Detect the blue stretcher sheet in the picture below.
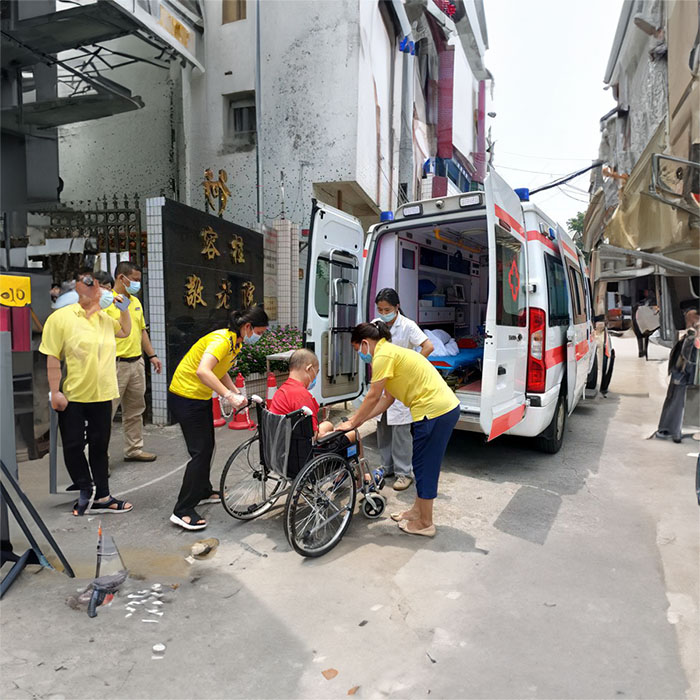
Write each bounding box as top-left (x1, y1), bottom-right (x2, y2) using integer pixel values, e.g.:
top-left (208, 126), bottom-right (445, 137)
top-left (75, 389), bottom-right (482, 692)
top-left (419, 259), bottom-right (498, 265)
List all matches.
top-left (429, 347), bottom-right (484, 373)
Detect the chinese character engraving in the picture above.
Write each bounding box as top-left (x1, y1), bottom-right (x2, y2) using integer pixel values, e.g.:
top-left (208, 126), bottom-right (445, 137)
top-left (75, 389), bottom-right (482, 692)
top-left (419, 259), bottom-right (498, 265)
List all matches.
top-left (200, 227), bottom-right (220, 260)
top-left (215, 279), bottom-right (232, 310)
top-left (241, 281), bottom-right (255, 309)
top-left (230, 235), bottom-right (245, 264)
top-left (203, 168), bottom-right (231, 217)
top-left (184, 275), bottom-right (207, 308)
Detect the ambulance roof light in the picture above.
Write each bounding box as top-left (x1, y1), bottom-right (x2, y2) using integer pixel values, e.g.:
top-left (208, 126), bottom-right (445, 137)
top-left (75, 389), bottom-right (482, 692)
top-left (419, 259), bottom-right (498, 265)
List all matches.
top-left (380, 211), bottom-right (394, 222)
top-left (514, 187), bottom-right (530, 202)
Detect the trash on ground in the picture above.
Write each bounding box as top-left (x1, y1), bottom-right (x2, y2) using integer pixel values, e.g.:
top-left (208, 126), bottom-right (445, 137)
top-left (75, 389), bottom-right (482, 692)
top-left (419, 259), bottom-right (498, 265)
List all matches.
top-left (347, 686), bottom-right (360, 695)
top-left (191, 538), bottom-right (219, 559)
top-left (322, 668), bottom-right (339, 680)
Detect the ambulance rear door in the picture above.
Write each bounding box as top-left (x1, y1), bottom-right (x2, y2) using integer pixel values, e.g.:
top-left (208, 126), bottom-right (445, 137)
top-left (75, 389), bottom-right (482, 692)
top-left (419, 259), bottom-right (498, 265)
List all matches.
top-left (481, 170), bottom-right (529, 440)
top-left (303, 200), bottom-right (365, 405)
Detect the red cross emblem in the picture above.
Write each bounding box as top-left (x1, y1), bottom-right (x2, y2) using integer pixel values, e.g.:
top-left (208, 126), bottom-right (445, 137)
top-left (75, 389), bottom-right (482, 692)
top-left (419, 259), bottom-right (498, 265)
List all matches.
top-left (508, 259), bottom-right (520, 301)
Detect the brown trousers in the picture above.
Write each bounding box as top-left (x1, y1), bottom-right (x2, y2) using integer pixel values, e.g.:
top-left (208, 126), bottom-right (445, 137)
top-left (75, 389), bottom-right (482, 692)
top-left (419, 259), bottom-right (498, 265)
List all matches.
top-left (112, 358), bottom-right (146, 457)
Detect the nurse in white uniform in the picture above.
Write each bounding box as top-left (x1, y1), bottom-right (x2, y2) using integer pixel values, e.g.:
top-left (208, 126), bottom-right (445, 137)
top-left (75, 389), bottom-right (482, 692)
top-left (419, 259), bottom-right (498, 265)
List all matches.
top-left (373, 288), bottom-right (434, 491)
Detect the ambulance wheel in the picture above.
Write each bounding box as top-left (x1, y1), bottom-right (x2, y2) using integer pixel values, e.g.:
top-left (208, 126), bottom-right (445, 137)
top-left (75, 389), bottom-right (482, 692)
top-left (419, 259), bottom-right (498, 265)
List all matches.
top-left (361, 493), bottom-right (386, 519)
top-left (586, 352), bottom-right (598, 390)
top-left (535, 393), bottom-right (566, 454)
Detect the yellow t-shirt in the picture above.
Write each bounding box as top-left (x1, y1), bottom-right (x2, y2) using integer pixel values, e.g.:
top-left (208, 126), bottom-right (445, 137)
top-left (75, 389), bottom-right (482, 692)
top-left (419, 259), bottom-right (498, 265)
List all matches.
top-left (371, 338), bottom-right (459, 422)
top-left (104, 294), bottom-right (146, 358)
top-left (39, 303), bottom-right (121, 403)
top-left (169, 329), bottom-right (240, 401)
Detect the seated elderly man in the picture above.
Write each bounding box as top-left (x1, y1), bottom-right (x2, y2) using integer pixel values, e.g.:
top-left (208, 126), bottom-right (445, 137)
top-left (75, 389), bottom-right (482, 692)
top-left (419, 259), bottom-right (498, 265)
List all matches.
top-left (268, 348), bottom-right (358, 475)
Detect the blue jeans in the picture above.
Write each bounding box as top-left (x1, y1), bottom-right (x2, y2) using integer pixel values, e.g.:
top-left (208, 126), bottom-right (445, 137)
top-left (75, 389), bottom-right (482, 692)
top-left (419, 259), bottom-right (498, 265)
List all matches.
top-left (411, 406), bottom-right (460, 499)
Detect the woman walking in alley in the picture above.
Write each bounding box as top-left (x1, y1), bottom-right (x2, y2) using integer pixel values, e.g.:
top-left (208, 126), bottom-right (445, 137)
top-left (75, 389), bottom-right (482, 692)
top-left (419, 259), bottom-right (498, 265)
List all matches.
top-left (337, 321), bottom-right (459, 537)
top-left (372, 288), bottom-right (434, 491)
top-left (168, 306), bottom-right (269, 530)
top-left (40, 269), bottom-right (134, 515)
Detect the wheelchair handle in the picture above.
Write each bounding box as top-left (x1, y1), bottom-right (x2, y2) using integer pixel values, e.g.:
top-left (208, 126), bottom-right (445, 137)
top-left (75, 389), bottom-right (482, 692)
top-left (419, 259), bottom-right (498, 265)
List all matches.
top-left (233, 394), bottom-right (265, 416)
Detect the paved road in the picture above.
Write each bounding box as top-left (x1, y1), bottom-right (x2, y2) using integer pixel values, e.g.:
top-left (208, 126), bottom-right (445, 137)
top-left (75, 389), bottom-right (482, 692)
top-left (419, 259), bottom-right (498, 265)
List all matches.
top-left (1, 337), bottom-right (697, 699)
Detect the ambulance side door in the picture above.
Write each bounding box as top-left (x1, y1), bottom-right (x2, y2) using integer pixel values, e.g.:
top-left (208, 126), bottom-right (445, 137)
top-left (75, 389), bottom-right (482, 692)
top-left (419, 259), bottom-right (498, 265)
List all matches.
top-left (481, 170), bottom-right (529, 440)
top-left (303, 200), bottom-right (365, 405)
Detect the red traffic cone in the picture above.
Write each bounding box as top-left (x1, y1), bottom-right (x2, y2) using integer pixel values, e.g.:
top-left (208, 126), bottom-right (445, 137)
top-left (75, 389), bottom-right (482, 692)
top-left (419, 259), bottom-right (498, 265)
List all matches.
top-left (212, 392), bottom-right (226, 427)
top-left (228, 373), bottom-right (256, 430)
top-left (266, 371), bottom-right (277, 402)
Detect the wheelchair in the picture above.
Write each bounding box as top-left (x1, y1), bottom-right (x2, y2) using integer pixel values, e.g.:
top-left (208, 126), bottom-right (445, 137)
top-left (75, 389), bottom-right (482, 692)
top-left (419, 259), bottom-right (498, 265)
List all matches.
top-left (219, 396), bottom-right (387, 557)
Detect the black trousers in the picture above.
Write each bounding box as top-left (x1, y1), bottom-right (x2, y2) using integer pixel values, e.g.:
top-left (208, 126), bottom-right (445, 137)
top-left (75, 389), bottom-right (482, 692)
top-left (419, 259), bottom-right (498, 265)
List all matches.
top-left (169, 392), bottom-right (215, 517)
top-left (58, 400), bottom-right (112, 499)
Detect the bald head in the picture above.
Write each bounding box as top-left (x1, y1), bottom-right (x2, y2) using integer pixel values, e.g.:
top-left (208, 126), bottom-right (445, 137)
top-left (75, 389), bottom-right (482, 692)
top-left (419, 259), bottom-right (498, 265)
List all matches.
top-left (289, 348), bottom-right (318, 372)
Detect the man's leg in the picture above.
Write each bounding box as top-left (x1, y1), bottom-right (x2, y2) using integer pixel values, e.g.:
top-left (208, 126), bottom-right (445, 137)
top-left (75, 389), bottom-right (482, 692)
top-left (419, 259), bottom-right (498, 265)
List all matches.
top-left (122, 359), bottom-right (153, 460)
top-left (391, 423), bottom-right (413, 478)
top-left (58, 402), bottom-right (92, 493)
top-left (375, 412), bottom-right (394, 476)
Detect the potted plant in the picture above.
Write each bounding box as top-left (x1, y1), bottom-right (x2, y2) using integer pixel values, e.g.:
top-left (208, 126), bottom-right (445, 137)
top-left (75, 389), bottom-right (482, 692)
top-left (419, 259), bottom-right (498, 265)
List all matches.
top-left (232, 325), bottom-right (303, 397)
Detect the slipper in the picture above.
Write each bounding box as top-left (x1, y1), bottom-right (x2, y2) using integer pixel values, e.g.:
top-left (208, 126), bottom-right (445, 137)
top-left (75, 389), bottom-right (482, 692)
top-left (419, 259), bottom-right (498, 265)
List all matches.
top-left (198, 491), bottom-right (223, 505)
top-left (72, 500), bottom-right (90, 517)
top-left (170, 513), bottom-right (207, 531)
top-left (397, 520), bottom-right (436, 537)
top-left (90, 497), bottom-right (133, 514)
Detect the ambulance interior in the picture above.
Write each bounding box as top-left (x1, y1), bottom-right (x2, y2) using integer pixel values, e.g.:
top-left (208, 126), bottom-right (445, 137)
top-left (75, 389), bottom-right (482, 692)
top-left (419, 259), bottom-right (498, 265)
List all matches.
top-left (369, 218), bottom-right (489, 405)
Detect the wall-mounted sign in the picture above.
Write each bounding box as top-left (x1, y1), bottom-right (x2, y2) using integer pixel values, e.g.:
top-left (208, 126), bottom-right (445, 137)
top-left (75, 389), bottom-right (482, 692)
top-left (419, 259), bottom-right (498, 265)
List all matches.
top-left (0, 275), bottom-right (31, 307)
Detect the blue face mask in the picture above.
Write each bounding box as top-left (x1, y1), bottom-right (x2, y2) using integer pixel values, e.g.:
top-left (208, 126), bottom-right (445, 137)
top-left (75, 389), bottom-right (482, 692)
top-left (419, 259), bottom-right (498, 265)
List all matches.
top-left (358, 342), bottom-right (372, 364)
top-left (125, 278), bottom-right (141, 295)
top-left (99, 289), bottom-right (114, 309)
top-left (244, 331), bottom-right (261, 345)
top-left (378, 310), bottom-right (397, 323)
top-left (308, 375), bottom-right (317, 390)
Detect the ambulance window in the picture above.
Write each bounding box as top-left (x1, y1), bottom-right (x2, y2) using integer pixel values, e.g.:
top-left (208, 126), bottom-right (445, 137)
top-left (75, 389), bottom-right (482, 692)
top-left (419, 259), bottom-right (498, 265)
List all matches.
top-left (315, 258), bottom-right (330, 317)
top-left (568, 265), bottom-right (586, 324)
top-left (495, 227), bottom-right (526, 327)
top-left (544, 255), bottom-right (569, 326)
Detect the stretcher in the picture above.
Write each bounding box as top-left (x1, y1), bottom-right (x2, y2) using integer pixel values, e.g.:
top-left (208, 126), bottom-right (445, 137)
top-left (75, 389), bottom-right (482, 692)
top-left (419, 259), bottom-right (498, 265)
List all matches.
top-left (428, 347), bottom-right (484, 374)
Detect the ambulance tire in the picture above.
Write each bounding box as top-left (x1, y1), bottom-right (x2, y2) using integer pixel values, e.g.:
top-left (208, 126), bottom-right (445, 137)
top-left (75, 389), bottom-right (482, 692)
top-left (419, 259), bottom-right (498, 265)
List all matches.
top-left (586, 353), bottom-right (598, 390)
top-left (535, 393), bottom-right (566, 454)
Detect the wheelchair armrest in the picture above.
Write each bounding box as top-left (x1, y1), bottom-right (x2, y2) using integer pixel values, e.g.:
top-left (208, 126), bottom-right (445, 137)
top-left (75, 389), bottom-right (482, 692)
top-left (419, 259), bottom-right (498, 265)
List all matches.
top-left (315, 430), bottom-right (347, 445)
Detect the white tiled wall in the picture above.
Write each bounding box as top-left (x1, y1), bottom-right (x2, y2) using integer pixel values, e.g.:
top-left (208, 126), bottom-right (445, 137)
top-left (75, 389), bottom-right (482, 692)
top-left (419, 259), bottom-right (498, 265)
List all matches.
top-left (146, 197), bottom-right (168, 425)
top-left (273, 217), bottom-right (300, 326)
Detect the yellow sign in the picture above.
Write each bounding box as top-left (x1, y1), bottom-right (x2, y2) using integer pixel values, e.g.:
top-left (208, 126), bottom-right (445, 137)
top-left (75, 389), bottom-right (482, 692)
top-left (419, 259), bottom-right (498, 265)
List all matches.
top-left (0, 275), bottom-right (31, 307)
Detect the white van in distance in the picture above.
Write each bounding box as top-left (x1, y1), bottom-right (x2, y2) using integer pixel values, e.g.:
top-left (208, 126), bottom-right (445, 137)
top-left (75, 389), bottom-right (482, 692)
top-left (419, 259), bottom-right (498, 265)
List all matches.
top-left (302, 169), bottom-right (597, 453)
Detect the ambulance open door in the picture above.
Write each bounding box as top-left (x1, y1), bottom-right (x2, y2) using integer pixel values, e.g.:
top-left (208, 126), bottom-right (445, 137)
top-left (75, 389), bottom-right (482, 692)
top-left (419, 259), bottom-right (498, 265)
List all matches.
top-left (481, 170), bottom-right (529, 440)
top-left (302, 200), bottom-right (365, 405)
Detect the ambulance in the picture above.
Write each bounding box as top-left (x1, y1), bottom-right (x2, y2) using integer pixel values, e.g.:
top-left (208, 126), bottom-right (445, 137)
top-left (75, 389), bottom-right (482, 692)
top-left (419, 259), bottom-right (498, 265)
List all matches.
top-left (302, 169), bottom-right (597, 453)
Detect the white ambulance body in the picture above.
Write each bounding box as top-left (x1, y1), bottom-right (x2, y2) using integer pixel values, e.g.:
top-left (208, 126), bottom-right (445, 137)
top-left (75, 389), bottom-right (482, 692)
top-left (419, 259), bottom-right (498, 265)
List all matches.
top-left (302, 168), bottom-right (596, 453)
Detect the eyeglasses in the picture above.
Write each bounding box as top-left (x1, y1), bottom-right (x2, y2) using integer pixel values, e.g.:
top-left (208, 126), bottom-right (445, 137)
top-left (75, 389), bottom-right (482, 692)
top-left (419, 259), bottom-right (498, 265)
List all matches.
top-left (78, 275), bottom-right (95, 287)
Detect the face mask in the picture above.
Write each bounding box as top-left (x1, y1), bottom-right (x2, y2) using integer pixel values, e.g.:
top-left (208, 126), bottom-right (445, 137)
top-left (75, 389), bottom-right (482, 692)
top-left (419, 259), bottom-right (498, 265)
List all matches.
top-left (244, 331), bottom-right (261, 345)
top-left (124, 278), bottom-right (141, 295)
top-left (307, 366), bottom-right (317, 390)
top-left (378, 311), bottom-right (396, 323)
top-left (358, 341), bottom-right (372, 364)
top-left (99, 289), bottom-right (114, 309)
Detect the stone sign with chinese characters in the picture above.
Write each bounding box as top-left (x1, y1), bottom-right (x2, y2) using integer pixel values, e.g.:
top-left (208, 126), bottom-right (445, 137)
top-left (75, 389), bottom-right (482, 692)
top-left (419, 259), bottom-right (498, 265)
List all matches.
top-left (157, 199), bottom-right (263, 381)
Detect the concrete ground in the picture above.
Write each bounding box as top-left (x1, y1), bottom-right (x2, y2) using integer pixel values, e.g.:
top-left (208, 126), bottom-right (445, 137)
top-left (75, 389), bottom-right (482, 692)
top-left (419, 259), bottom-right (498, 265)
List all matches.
top-left (1, 336), bottom-right (698, 700)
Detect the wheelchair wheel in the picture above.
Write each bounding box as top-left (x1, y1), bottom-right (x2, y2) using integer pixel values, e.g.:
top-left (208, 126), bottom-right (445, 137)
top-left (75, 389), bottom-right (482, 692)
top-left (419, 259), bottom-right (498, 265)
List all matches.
top-left (361, 493), bottom-right (386, 519)
top-left (220, 436), bottom-right (286, 520)
top-left (284, 453), bottom-right (356, 557)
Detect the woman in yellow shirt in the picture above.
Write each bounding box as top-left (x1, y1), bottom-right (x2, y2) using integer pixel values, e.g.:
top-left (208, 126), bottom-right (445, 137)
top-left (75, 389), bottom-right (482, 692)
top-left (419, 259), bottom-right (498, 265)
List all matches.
top-left (40, 270), bottom-right (133, 516)
top-left (338, 321), bottom-right (460, 537)
top-left (168, 306), bottom-right (269, 530)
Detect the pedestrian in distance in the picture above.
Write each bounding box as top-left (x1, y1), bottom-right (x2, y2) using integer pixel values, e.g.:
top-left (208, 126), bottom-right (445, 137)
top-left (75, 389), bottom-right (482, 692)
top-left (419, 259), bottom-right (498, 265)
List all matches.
top-left (372, 288), bottom-right (434, 491)
top-left (168, 306), bottom-right (269, 531)
top-left (39, 269), bottom-right (134, 516)
top-left (106, 261), bottom-right (162, 463)
top-left (655, 307), bottom-right (699, 443)
top-left (337, 321), bottom-right (460, 537)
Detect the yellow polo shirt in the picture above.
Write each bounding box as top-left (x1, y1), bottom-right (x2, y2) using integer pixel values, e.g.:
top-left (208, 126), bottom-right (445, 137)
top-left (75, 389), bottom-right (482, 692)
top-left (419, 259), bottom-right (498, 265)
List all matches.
top-left (104, 294), bottom-right (146, 358)
top-left (169, 329), bottom-right (241, 401)
top-left (39, 303), bottom-right (121, 402)
top-left (370, 338), bottom-right (459, 422)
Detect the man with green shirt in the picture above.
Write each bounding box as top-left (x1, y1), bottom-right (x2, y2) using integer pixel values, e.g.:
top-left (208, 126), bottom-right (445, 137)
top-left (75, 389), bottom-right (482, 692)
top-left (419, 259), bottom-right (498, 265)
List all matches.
top-left (106, 261), bottom-right (162, 462)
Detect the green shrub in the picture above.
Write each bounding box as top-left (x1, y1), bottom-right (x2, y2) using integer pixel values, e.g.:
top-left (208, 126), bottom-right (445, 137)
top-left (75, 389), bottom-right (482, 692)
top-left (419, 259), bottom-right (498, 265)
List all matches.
top-left (232, 325), bottom-right (303, 377)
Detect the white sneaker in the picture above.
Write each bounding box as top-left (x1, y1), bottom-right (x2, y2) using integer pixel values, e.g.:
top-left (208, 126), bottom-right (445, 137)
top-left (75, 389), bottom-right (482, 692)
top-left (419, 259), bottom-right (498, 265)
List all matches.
top-left (393, 475), bottom-right (414, 491)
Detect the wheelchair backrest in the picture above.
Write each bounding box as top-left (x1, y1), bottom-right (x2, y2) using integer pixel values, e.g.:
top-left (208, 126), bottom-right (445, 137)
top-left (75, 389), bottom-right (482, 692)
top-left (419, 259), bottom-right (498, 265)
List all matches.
top-left (258, 407), bottom-right (313, 479)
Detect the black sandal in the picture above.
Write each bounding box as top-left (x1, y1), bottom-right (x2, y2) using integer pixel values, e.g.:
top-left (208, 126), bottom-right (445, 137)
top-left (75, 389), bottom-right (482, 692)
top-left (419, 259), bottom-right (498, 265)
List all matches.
top-left (90, 497), bottom-right (133, 514)
top-left (169, 511), bottom-right (207, 531)
top-left (72, 500), bottom-right (90, 517)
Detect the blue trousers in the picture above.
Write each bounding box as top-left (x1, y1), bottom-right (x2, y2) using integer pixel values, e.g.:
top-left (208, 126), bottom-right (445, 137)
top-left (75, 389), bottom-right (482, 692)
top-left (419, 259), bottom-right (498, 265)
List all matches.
top-left (411, 406), bottom-right (460, 499)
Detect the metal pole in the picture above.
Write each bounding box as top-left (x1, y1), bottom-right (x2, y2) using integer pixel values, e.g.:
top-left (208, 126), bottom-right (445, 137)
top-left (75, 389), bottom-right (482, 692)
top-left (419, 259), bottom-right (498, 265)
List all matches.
top-left (255, 0), bottom-right (263, 227)
top-left (49, 402), bottom-right (58, 494)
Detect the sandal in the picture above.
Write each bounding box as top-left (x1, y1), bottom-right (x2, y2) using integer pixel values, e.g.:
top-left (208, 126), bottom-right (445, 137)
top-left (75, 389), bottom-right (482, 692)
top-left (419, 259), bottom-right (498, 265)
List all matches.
top-left (72, 500), bottom-right (90, 517)
top-left (90, 497), bottom-right (133, 514)
top-left (198, 491), bottom-right (223, 505)
top-left (170, 512), bottom-right (207, 531)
